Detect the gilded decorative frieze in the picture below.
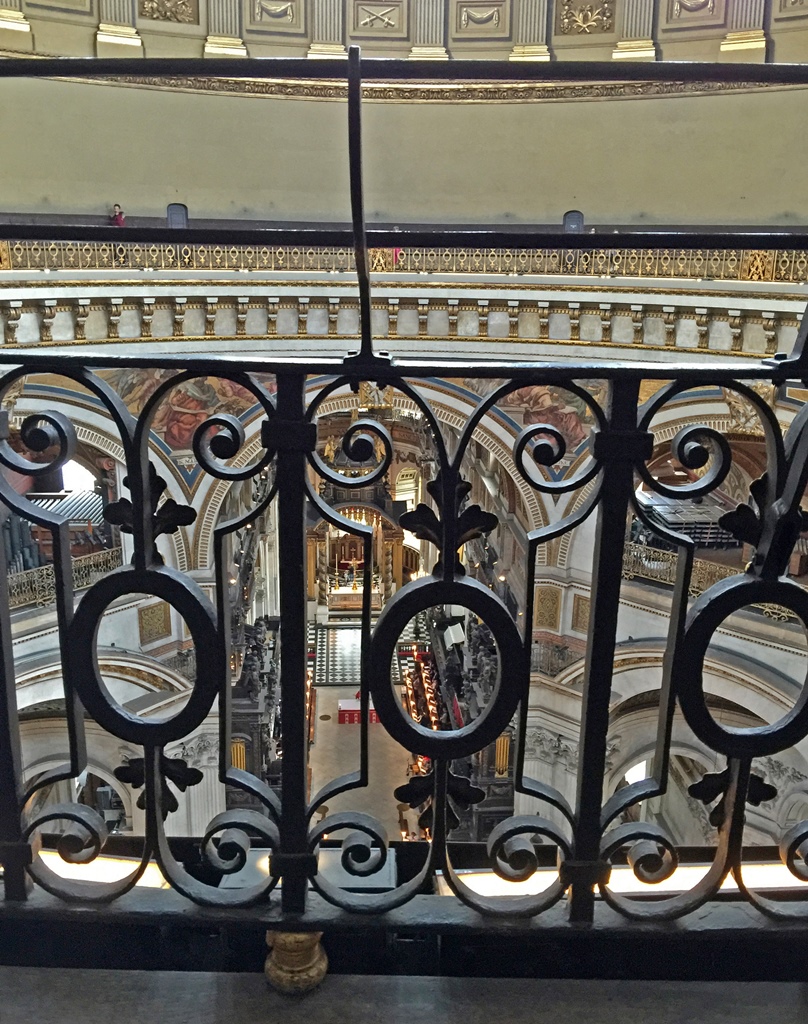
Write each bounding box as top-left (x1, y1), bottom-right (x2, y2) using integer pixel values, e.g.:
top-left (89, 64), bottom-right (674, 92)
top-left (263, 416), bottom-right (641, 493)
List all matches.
top-left (5, 240), bottom-right (808, 287)
top-left (139, 0), bottom-right (197, 22)
top-left (3, 51), bottom-right (784, 104)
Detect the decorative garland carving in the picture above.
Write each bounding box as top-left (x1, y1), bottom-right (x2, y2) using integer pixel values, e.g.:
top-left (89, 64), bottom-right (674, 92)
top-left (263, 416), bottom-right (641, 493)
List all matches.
top-left (559, 0), bottom-right (614, 34)
top-left (673, 0), bottom-right (715, 16)
top-left (139, 0), bottom-right (196, 22)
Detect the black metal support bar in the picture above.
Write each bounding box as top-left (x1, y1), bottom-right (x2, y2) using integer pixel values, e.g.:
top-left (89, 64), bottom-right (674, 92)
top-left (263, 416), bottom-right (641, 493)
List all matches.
top-left (0, 509), bottom-right (29, 901)
top-left (346, 46), bottom-right (375, 364)
top-left (569, 381), bottom-right (651, 923)
top-left (274, 372), bottom-right (314, 914)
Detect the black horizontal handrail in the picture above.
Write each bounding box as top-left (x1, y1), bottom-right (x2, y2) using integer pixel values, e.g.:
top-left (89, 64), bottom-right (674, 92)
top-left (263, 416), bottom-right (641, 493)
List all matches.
top-left (5, 226), bottom-right (808, 249)
top-left (1, 56), bottom-right (808, 84)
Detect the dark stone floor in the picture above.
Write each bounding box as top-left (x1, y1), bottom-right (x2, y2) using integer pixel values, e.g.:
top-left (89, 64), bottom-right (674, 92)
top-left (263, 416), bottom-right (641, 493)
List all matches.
top-left (2, 968), bottom-right (807, 1024)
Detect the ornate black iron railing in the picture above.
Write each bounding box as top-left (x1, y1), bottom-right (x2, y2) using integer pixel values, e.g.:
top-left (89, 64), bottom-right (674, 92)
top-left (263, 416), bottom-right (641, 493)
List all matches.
top-left (1, 50), bottom-right (808, 935)
top-left (2, 351), bottom-right (808, 923)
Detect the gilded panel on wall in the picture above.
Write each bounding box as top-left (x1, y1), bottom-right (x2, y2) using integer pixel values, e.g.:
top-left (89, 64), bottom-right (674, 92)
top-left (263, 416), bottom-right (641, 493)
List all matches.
top-left (139, 0), bottom-right (198, 23)
top-left (555, 0), bottom-right (614, 35)
top-left (248, 0), bottom-right (305, 34)
top-left (662, 0), bottom-right (726, 29)
top-left (451, 0), bottom-right (511, 38)
top-left (350, 0), bottom-right (408, 38)
top-left (138, 600), bottom-right (172, 645)
top-left (534, 585), bottom-right (561, 631)
top-left (571, 593), bottom-right (590, 634)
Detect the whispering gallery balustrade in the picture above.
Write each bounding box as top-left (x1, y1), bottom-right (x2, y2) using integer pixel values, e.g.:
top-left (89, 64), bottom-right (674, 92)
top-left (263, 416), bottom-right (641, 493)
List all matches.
top-left (3, 53), bottom-right (808, 963)
top-left (2, 352), bottom-right (808, 927)
top-left (7, 547), bottom-right (123, 609)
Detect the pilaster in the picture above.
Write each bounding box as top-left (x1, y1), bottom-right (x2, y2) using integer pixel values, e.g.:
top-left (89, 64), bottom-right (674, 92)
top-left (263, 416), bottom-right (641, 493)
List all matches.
top-left (720, 0), bottom-right (767, 62)
top-left (612, 0), bottom-right (655, 60)
top-left (204, 0), bottom-right (247, 56)
top-left (509, 0), bottom-right (550, 61)
top-left (96, 0), bottom-right (143, 57)
top-left (409, 0), bottom-right (448, 59)
top-left (308, 0), bottom-right (347, 57)
top-left (0, 0), bottom-right (32, 52)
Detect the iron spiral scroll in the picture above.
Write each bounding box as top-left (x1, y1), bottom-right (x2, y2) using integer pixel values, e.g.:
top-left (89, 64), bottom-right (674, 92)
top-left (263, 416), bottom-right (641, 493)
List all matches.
top-left (0, 362), bottom-right (807, 923)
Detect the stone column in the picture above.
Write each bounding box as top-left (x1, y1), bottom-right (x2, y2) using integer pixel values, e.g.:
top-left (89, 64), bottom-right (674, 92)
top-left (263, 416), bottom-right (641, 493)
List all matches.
top-left (308, 0), bottom-right (347, 57)
top-left (509, 0), bottom-right (550, 61)
top-left (392, 537), bottom-right (403, 592)
top-left (383, 544), bottom-right (393, 601)
top-left (317, 542), bottom-right (328, 606)
top-left (204, 0), bottom-right (247, 56)
top-left (0, 0), bottom-right (33, 51)
top-left (612, 0), bottom-right (655, 60)
top-left (409, 0), bottom-right (448, 60)
top-left (720, 0), bottom-right (767, 62)
top-left (306, 536), bottom-right (317, 601)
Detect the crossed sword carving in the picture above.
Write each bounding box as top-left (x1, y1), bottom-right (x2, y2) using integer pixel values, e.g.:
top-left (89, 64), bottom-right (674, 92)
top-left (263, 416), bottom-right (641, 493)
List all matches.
top-left (360, 5), bottom-right (396, 27)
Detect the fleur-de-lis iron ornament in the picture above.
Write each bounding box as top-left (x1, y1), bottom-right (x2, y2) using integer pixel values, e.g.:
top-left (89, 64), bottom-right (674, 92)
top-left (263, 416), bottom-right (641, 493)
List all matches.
top-left (719, 469), bottom-right (808, 573)
top-left (395, 767), bottom-right (485, 833)
top-left (689, 766), bottom-right (777, 828)
top-left (114, 754), bottom-right (204, 819)
top-left (104, 462), bottom-right (196, 565)
top-left (399, 471), bottom-right (498, 575)
top-left (718, 474), bottom-right (770, 550)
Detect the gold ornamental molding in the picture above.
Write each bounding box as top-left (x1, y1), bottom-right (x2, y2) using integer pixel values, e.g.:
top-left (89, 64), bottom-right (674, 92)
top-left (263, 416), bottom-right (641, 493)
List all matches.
top-left (0, 51), bottom-right (800, 104)
top-left (63, 76), bottom-right (800, 105)
top-left (3, 241), bottom-right (808, 284)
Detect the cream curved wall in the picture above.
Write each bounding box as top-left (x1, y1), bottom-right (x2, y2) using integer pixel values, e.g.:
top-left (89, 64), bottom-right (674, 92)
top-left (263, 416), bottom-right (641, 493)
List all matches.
top-left (3, 78), bottom-right (808, 226)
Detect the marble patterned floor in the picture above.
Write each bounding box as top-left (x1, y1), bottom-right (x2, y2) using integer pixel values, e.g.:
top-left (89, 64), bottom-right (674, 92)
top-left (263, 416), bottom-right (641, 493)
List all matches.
top-left (1, 968), bottom-right (806, 1024)
top-left (309, 616), bottom-right (426, 689)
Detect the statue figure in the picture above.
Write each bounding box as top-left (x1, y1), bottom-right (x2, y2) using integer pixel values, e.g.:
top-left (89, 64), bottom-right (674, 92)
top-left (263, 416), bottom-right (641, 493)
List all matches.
top-left (240, 653), bottom-right (262, 702)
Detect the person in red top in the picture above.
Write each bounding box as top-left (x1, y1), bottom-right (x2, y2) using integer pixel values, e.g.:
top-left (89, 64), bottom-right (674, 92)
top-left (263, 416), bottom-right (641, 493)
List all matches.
top-left (109, 204), bottom-right (126, 227)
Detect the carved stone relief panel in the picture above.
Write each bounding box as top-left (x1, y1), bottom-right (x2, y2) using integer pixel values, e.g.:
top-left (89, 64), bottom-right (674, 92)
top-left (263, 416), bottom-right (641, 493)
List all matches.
top-left (775, 0), bottom-right (808, 21)
top-left (451, 0), bottom-right (511, 39)
top-left (662, 0), bottom-right (726, 30)
top-left (555, 0), bottom-right (615, 35)
top-left (350, 0), bottom-right (408, 39)
top-left (247, 0), bottom-right (305, 35)
top-left (138, 600), bottom-right (172, 645)
top-left (139, 0), bottom-right (199, 22)
top-left (571, 593), bottom-right (590, 634)
top-left (534, 585), bottom-right (561, 631)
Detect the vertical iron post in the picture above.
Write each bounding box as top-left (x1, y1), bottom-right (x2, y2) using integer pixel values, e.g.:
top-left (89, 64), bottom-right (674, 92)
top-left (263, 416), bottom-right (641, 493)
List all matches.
top-left (568, 377), bottom-right (651, 922)
top-left (0, 509), bottom-right (29, 900)
top-left (268, 372), bottom-right (317, 913)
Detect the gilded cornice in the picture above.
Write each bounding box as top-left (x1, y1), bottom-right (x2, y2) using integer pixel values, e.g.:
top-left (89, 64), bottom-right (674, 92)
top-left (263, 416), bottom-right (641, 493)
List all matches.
top-left (0, 51), bottom-right (800, 103)
top-left (73, 76), bottom-right (800, 105)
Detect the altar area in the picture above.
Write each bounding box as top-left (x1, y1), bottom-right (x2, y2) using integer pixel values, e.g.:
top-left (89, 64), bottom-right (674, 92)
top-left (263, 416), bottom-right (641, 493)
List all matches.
top-left (328, 586), bottom-right (383, 612)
